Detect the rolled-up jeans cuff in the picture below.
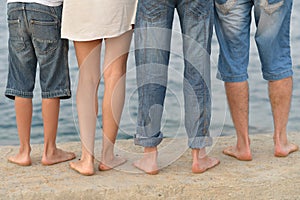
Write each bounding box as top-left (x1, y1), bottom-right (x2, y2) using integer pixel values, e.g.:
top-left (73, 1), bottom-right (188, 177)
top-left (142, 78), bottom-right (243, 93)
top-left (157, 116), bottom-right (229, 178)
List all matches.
top-left (134, 132), bottom-right (163, 147)
top-left (188, 136), bottom-right (213, 149)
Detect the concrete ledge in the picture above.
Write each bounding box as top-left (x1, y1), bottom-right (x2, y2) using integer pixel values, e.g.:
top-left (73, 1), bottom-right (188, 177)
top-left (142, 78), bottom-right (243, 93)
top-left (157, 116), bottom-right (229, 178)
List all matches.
top-left (1, 133), bottom-right (299, 199)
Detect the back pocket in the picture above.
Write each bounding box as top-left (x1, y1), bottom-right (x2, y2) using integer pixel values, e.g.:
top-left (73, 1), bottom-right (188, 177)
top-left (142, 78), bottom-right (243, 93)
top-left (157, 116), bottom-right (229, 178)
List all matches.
top-left (186, 0), bottom-right (212, 20)
top-left (262, 0), bottom-right (284, 14)
top-left (268, 0), bottom-right (284, 4)
top-left (138, 0), bottom-right (167, 23)
top-left (215, 0), bottom-right (237, 15)
top-left (31, 19), bottom-right (59, 54)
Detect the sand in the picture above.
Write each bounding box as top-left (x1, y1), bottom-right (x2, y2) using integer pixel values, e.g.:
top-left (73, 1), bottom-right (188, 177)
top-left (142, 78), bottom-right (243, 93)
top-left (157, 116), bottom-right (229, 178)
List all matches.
top-left (0, 133), bottom-right (299, 199)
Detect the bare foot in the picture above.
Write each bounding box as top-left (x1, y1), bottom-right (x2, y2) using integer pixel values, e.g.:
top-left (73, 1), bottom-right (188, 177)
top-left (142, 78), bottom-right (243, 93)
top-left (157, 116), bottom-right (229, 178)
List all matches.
top-left (133, 148), bottom-right (159, 175)
top-left (223, 146), bottom-right (252, 161)
top-left (8, 153), bottom-right (31, 166)
top-left (69, 159), bottom-right (95, 176)
top-left (192, 156), bottom-right (220, 173)
top-left (133, 159), bottom-right (159, 175)
top-left (274, 143), bottom-right (299, 157)
top-left (41, 148), bottom-right (76, 165)
top-left (98, 155), bottom-right (126, 171)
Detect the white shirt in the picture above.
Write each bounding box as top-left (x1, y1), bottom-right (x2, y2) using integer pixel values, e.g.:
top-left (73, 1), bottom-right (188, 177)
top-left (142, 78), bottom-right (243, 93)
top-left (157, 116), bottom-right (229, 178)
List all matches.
top-left (7, 0), bottom-right (63, 6)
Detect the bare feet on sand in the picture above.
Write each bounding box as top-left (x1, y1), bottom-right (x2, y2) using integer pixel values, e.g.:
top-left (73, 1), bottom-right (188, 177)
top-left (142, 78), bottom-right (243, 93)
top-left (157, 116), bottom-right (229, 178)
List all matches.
top-left (223, 146), bottom-right (252, 161)
top-left (192, 156), bottom-right (220, 173)
top-left (8, 151), bottom-right (32, 166)
top-left (98, 155), bottom-right (126, 171)
top-left (192, 149), bottom-right (220, 173)
top-left (223, 137), bottom-right (252, 161)
top-left (41, 148), bottom-right (76, 166)
top-left (274, 143), bottom-right (299, 157)
top-left (69, 159), bottom-right (95, 176)
top-left (133, 147), bottom-right (159, 175)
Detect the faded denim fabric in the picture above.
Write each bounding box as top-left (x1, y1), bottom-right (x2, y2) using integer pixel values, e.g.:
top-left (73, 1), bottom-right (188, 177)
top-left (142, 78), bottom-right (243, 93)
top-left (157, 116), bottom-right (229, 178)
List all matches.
top-left (134, 0), bottom-right (214, 149)
top-left (6, 3), bottom-right (71, 99)
top-left (215, 0), bottom-right (293, 82)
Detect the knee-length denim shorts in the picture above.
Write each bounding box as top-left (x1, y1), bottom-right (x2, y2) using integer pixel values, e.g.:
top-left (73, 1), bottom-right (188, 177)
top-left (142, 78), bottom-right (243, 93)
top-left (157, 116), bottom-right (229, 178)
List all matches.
top-left (5, 3), bottom-right (71, 99)
top-left (214, 0), bottom-right (293, 82)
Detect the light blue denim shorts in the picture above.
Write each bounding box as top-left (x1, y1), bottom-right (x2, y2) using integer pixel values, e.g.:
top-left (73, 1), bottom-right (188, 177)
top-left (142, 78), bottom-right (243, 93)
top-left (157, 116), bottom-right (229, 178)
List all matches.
top-left (214, 0), bottom-right (293, 82)
top-left (5, 3), bottom-right (71, 99)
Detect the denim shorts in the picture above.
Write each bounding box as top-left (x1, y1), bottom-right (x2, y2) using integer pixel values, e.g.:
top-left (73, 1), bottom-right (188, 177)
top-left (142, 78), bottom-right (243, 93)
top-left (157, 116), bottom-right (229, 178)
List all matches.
top-left (214, 0), bottom-right (293, 82)
top-left (5, 3), bottom-right (71, 99)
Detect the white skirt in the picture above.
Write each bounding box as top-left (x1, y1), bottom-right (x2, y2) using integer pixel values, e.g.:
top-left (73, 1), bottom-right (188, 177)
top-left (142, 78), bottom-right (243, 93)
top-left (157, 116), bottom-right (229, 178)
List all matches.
top-left (61, 0), bottom-right (137, 41)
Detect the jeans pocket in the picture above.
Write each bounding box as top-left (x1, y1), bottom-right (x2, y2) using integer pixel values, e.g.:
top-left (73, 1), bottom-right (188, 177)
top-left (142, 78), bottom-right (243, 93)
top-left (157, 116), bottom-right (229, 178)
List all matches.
top-left (138, 0), bottom-right (167, 22)
top-left (268, 0), bottom-right (284, 3)
top-left (262, 0), bottom-right (284, 14)
top-left (186, 0), bottom-right (212, 20)
top-left (215, 0), bottom-right (229, 4)
top-left (215, 0), bottom-right (237, 15)
top-left (8, 19), bottom-right (25, 52)
top-left (31, 19), bottom-right (59, 54)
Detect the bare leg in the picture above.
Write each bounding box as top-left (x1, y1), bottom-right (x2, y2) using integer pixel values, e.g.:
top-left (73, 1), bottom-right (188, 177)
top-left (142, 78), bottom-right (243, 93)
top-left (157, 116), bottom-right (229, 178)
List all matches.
top-left (8, 97), bottom-right (32, 166)
top-left (269, 77), bottom-right (298, 157)
top-left (133, 147), bottom-right (159, 175)
top-left (223, 81), bottom-right (252, 161)
top-left (69, 40), bottom-right (102, 175)
top-left (41, 98), bottom-right (75, 165)
top-left (192, 148), bottom-right (220, 173)
top-left (99, 31), bottom-right (133, 170)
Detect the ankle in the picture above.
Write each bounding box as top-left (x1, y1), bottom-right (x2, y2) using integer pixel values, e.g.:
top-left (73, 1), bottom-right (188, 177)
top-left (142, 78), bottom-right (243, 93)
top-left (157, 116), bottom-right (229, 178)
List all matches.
top-left (43, 142), bottom-right (57, 154)
top-left (141, 147), bottom-right (157, 162)
top-left (191, 149), bottom-right (199, 160)
top-left (19, 145), bottom-right (31, 154)
top-left (81, 151), bottom-right (94, 162)
top-left (236, 138), bottom-right (251, 148)
top-left (101, 148), bottom-right (115, 160)
top-left (144, 147), bottom-right (157, 153)
top-left (273, 134), bottom-right (288, 145)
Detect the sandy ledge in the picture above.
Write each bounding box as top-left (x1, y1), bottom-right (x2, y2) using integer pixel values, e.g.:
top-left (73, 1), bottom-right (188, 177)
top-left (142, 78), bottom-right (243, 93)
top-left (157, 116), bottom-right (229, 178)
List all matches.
top-left (0, 133), bottom-right (299, 200)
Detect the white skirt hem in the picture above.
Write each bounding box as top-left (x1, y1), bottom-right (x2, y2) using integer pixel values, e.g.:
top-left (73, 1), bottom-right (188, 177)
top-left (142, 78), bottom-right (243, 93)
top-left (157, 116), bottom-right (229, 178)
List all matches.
top-left (61, 25), bottom-right (133, 41)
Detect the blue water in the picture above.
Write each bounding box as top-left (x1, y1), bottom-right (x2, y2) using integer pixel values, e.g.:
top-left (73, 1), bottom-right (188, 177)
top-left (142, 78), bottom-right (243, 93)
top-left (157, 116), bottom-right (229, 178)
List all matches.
top-left (0, 1), bottom-right (299, 146)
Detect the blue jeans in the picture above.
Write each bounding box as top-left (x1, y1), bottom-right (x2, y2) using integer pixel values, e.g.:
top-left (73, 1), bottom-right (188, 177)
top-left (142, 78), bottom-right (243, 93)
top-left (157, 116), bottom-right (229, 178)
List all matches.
top-left (215, 0), bottom-right (293, 82)
top-left (134, 0), bottom-right (214, 149)
top-left (5, 3), bottom-right (71, 99)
